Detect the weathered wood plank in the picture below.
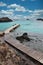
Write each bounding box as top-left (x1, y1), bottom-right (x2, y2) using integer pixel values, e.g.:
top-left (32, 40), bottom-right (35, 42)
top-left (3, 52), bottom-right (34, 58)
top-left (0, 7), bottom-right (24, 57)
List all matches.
top-left (5, 36), bottom-right (43, 64)
top-left (4, 24), bottom-right (20, 34)
top-left (0, 32), bottom-right (4, 36)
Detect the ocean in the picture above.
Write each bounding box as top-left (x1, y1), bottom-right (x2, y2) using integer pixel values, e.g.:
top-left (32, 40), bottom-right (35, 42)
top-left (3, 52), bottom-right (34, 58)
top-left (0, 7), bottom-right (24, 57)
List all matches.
top-left (1, 20), bottom-right (43, 52)
top-left (0, 20), bottom-right (43, 34)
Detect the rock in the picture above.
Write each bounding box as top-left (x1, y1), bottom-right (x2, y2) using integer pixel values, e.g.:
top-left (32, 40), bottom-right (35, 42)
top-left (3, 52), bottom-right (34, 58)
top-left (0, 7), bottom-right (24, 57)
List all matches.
top-left (0, 43), bottom-right (8, 57)
top-left (0, 43), bottom-right (21, 65)
top-left (22, 33), bottom-right (30, 41)
top-left (0, 42), bottom-right (40, 65)
top-left (0, 32), bottom-right (5, 37)
top-left (6, 60), bottom-right (15, 65)
top-left (0, 17), bottom-right (12, 22)
top-left (37, 18), bottom-right (43, 21)
top-left (16, 33), bottom-right (30, 43)
top-left (26, 19), bottom-right (29, 20)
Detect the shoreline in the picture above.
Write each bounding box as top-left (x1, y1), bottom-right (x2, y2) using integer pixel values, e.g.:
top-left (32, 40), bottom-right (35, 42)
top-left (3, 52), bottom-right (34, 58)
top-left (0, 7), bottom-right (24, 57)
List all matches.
top-left (0, 30), bottom-right (43, 64)
top-left (0, 38), bottom-right (41, 65)
top-left (5, 33), bottom-right (43, 64)
top-left (0, 28), bottom-right (43, 53)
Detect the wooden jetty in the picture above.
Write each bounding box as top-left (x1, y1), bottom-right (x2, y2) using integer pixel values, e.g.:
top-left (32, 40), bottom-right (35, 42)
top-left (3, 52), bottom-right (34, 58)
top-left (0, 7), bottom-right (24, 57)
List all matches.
top-left (0, 32), bottom-right (5, 36)
top-left (4, 24), bottom-right (20, 34)
top-left (5, 35), bottom-right (43, 64)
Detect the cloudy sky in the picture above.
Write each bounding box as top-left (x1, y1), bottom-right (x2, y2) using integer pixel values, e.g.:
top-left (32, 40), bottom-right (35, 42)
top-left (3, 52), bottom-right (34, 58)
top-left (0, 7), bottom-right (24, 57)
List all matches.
top-left (0, 0), bottom-right (43, 19)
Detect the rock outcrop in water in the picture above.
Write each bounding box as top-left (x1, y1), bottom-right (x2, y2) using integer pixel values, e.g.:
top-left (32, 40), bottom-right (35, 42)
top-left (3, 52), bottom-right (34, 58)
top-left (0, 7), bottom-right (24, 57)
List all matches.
top-left (37, 18), bottom-right (43, 21)
top-left (0, 17), bottom-right (12, 22)
top-left (16, 33), bottom-right (31, 43)
top-left (26, 19), bottom-right (29, 20)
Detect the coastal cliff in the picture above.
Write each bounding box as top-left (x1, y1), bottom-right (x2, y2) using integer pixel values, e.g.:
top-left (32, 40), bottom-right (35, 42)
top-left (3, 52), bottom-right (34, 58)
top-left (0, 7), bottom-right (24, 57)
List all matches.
top-left (0, 17), bottom-right (12, 22)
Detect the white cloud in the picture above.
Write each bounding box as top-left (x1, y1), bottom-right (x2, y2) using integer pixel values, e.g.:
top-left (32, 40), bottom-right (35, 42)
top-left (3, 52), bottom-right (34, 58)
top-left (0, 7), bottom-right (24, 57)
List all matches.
top-left (15, 6), bottom-right (26, 12)
top-left (0, 2), bottom-right (7, 6)
top-left (22, 9), bottom-right (43, 20)
top-left (8, 4), bottom-right (23, 9)
top-left (0, 9), bottom-right (14, 19)
top-left (8, 4), bottom-right (19, 8)
top-left (21, 0), bottom-right (26, 1)
top-left (27, 10), bottom-right (33, 12)
top-left (24, 16), bottom-right (30, 19)
top-left (34, 10), bottom-right (43, 13)
top-left (14, 15), bottom-right (24, 19)
top-left (28, 10), bottom-right (43, 19)
top-left (0, 6), bottom-right (43, 20)
top-left (1, 9), bottom-right (14, 15)
top-left (33, 10), bottom-right (43, 17)
top-left (8, 4), bottom-right (27, 12)
top-left (8, 3), bottom-right (33, 12)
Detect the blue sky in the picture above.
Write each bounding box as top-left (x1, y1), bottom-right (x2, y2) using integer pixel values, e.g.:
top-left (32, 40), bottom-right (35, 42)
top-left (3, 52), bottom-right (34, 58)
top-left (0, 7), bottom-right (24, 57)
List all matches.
top-left (0, 0), bottom-right (43, 19)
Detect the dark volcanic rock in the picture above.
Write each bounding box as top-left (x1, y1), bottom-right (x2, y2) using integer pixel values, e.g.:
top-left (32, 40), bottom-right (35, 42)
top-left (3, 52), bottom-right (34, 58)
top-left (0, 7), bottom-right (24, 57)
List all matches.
top-left (26, 19), bottom-right (29, 20)
top-left (37, 18), bottom-right (43, 21)
top-left (0, 17), bottom-right (12, 22)
top-left (16, 33), bottom-right (30, 43)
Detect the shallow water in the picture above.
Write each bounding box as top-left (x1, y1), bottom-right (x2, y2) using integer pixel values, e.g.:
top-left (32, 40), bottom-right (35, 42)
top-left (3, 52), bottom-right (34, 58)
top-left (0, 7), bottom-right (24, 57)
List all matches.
top-left (13, 20), bottom-right (43, 34)
top-left (0, 22), bottom-right (16, 31)
top-left (2, 20), bottom-right (43, 52)
top-left (10, 32), bottom-right (43, 53)
top-left (0, 20), bottom-right (43, 34)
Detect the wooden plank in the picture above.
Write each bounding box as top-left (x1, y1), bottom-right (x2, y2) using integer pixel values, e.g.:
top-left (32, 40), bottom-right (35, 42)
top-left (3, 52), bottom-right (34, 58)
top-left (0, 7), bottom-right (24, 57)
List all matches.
top-left (0, 32), bottom-right (4, 36)
top-left (38, 55), bottom-right (43, 64)
top-left (4, 24), bottom-right (20, 34)
top-left (5, 36), bottom-right (43, 64)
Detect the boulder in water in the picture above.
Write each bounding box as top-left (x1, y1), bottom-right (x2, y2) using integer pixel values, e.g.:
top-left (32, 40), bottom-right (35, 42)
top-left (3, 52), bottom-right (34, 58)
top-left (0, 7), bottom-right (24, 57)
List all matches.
top-left (16, 33), bottom-right (30, 43)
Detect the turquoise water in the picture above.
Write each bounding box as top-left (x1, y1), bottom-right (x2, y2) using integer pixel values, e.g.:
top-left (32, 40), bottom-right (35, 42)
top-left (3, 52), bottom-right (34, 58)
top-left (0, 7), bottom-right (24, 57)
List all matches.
top-left (0, 22), bottom-right (15, 31)
top-left (13, 20), bottom-right (43, 34)
top-left (0, 20), bottom-right (43, 34)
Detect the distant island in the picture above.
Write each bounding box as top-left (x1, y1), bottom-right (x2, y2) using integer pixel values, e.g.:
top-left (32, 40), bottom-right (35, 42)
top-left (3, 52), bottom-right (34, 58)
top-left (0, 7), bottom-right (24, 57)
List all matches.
top-left (37, 18), bottom-right (43, 21)
top-left (26, 19), bottom-right (29, 20)
top-left (0, 17), bottom-right (12, 22)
